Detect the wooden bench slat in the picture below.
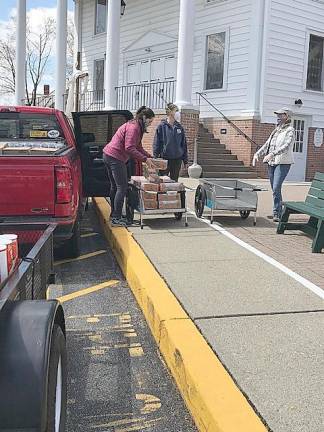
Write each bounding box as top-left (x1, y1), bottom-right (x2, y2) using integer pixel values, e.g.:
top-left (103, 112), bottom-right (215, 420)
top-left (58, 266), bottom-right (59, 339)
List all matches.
top-left (284, 201), bottom-right (324, 218)
top-left (306, 195), bottom-right (324, 209)
top-left (311, 180), bottom-right (324, 191)
top-left (314, 172), bottom-right (324, 182)
top-left (308, 187), bottom-right (324, 200)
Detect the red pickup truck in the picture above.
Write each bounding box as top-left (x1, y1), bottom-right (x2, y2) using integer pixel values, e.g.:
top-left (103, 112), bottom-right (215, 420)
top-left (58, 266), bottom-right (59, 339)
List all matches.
top-left (0, 106), bottom-right (132, 257)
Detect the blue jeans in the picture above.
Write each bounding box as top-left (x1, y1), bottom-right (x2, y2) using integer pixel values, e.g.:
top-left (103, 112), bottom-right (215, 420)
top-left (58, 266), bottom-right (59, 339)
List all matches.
top-left (104, 155), bottom-right (128, 219)
top-left (268, 164), bottom-right (291, 216)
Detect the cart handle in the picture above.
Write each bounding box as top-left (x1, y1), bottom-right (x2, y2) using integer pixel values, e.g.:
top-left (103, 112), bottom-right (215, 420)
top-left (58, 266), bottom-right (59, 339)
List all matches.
top-left (210, 184), bottom-right (267, 192)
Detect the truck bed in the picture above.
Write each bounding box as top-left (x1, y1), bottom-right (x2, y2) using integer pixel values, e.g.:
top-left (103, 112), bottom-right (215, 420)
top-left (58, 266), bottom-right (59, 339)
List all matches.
top-left (0, 223), bottom-right (56, 310)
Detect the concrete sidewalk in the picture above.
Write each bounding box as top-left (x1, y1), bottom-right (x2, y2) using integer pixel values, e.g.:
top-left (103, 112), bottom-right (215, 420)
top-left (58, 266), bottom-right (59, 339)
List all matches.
top-left (125, 179), bottom-right (324, 432)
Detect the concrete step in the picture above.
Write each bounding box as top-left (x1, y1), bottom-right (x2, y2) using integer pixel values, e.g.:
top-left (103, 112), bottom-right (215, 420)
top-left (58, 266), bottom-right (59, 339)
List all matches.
top-left (197, 153), bottom-right (238, 161)
top-left (197, 141), bottom-right (224, 148)
top-left (201, 171), bottom-right (257, 179)
top-left (198, 159), bottom-right (244, 166)
top-left (200, 165), bottom-right (251, 172)
top-left (198, 148), bottom-right (231, 155)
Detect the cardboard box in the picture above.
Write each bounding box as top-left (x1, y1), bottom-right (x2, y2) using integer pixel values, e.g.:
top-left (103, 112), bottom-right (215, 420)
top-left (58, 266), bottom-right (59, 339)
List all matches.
top-left (152, 158), bottom-right (168, 170)
top-left (141, 191), bottom-right (158, 200)
top-left (130, 176), bottom-right (146, 187)
top-left (3, 147), bottom-right (31, 155)
top-left (158, 200), bottom-right (181, 209)
top-left (143, 199), bottom-right (158, 210)
top-left (147, 174), bottom-right (161, 184)
top-left (159, 182), bottom-right (184, 192)
top-left (159, 176), bottom-right (174, 183)
top-left (141, 182), bottom-right (160, 192)
top-left (158, 192), bottom-right (179, 202)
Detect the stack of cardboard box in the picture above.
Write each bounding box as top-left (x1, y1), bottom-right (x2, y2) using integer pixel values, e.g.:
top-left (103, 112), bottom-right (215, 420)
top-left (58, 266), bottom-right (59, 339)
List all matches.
top-left (130, 159), bottom-right (184, 211)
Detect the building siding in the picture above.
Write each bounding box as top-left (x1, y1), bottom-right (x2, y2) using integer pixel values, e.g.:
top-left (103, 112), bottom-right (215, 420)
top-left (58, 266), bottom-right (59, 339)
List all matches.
top-left (80, 0), bottom-right (254, 117)
top-left (261, 0), bottom-right (324, 127)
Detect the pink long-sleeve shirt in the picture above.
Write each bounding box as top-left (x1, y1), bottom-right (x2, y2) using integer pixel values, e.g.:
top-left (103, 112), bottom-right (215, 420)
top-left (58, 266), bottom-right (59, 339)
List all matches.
top-left (103, 120), bottom-right (151, 163)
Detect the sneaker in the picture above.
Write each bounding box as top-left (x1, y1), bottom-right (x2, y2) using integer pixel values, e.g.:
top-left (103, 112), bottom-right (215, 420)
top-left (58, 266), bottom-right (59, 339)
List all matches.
top-left (111, 218), bottom-right (128, 227)
top-left (273, 215), bottom-right (280, 222)
top-left (267, 215), bottom-right (274, 220)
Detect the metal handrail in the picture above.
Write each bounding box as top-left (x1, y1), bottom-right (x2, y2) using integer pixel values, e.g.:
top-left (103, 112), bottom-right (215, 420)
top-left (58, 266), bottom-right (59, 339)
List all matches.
top-left (196, 92), bottom-right (258, 148)
top-left (116, 80), bottom-right (176, 111)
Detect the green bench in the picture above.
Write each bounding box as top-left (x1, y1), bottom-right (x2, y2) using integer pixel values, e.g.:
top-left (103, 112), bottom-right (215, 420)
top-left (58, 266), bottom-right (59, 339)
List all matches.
top-left (277, 172), bottom-right (324, 253)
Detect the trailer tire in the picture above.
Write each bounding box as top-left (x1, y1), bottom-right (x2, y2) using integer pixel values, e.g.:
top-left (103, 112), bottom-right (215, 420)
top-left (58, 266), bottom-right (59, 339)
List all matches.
top-left (195, 185), bottom-right (206, 218)
top-left (46, 324), bottom-right (67, 432)
top-left (239, 210), bottom-right (250, 219)
top-left (67, 217), bottom-right (81, 258)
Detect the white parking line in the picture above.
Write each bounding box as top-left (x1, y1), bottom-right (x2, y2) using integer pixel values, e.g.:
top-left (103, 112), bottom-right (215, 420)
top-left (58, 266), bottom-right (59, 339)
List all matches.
top-left (188, 211), bottom-right (324, 301)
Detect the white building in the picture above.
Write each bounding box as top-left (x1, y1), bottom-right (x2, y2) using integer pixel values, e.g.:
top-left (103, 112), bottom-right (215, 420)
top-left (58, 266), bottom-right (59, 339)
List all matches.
top-left (15, 0), bottom-right (324, 180)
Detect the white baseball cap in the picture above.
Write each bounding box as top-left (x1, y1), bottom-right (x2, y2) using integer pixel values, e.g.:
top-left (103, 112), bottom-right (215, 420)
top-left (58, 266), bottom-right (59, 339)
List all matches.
top-left (274, 107), bottom-right (292, 117)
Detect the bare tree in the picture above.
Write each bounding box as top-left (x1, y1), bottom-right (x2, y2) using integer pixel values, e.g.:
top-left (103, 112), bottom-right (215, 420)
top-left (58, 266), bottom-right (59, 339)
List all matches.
top-left (0, 27), bottom-right (16, 96)
top-left (25, 17), bottom-right (55, 105)
top-left (0, 15), bottom-right (74, 105)
top-left (67, 17), bottom-right (75, 78)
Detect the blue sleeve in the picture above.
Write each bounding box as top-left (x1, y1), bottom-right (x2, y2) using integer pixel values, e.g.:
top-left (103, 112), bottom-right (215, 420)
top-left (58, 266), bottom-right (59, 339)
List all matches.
top-left (153, 125), bottom-right (163, 158)
top-left (182, 131), bottom-right (188, 164)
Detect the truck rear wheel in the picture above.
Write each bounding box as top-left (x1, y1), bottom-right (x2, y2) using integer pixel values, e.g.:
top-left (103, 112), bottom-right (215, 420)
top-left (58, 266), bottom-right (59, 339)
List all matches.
top-left (67, 218), bottom-right (81, 258)
top-left (46, 325), bottom-right (67, 432)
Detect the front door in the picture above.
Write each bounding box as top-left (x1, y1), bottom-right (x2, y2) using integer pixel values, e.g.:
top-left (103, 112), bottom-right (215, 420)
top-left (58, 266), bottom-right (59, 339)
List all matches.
top-left (286, 117), bottom-right (309, 182)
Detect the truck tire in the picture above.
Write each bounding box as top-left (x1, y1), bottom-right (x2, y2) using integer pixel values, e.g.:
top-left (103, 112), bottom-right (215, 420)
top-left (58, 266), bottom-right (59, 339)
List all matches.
top-left (0, 301), bottom-right (66, 431)
top-left (46, 324), bottom-right (67, 432)
top-left (67, 218), bottom-right (81, 258)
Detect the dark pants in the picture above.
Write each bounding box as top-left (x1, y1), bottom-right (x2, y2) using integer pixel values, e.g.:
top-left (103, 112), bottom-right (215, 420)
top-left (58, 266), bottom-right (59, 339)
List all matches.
top-left (159, 159), bottom-right (183, 182)
top-left (268, 164), bottom-right (291, 217)
top-left (104, 155), bottom-right (128, 219)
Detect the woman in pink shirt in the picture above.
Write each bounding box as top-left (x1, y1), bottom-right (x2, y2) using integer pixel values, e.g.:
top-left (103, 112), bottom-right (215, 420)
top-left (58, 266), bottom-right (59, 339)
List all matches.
top-left (103, 106), bottom-right (156, 227)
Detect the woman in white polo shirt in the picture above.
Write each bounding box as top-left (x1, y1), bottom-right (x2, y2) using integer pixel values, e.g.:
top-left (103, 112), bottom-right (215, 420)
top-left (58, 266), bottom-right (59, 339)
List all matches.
top-left (253, 108), bottom-right (295, 222)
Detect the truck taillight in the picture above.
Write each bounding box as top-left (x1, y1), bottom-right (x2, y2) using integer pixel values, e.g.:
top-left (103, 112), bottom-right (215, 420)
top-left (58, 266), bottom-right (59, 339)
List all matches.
top-left (55, 167), bottom-right (72, 204)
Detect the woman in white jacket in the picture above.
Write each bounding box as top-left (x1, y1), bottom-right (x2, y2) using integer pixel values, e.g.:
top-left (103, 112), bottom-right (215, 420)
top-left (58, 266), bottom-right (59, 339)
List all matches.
top-left (253, 108), bottom-right (295, 222)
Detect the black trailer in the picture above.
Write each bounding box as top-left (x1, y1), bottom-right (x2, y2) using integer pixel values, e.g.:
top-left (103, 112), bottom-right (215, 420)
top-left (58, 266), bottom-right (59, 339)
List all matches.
top-left (0, 223), bottom-right (66, 432)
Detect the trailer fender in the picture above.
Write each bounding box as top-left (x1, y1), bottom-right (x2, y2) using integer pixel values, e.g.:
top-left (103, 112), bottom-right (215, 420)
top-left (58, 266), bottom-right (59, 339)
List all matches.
top-left (0, 300), bottom-right (66, 431)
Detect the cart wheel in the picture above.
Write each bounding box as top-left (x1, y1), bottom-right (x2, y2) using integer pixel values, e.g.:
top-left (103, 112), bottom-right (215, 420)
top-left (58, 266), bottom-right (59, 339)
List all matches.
top-left (174, 212), bottom-right (183, 221)
top-left (195, 185), bottom-right (206, 218)
top-left (240, 210), bottom-right (250, 219)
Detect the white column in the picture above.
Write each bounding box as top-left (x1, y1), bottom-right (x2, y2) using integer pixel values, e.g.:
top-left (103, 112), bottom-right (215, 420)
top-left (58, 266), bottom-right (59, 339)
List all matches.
top-left (55, 0), bottom-right (68, 111)
top-left (15, 0), bottom-right (26, 105)
top-left (175, 0), bottom-right (195, 108)
top-left (104, 0), bottom-right (121, 110)
top-left (243, 0), bottom-right (266, 117)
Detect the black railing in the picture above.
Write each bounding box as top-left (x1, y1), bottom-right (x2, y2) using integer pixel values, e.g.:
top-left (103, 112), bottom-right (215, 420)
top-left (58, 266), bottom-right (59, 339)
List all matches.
top-left (63, 90), bottom-right (105, 112)
top-left (22, 95), bottom-right (55, 108)
top-left (196, 92), bottom-right (258, 149)
top-left (116, 80), bottom-right (176, 111)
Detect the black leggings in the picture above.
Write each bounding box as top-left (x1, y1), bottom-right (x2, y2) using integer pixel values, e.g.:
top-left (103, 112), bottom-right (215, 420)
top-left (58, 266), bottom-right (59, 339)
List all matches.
top-left (104, 155), bottom-right (128, 219)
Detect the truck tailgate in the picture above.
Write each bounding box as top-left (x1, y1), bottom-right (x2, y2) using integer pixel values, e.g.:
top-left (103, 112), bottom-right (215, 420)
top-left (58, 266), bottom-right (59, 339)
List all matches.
top-left (0, 159), bottom-right (55, 216)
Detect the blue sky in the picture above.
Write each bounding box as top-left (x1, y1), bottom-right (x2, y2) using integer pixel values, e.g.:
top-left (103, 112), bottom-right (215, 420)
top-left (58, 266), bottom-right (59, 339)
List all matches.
top-left (0, 0), bottom-right (74, 21)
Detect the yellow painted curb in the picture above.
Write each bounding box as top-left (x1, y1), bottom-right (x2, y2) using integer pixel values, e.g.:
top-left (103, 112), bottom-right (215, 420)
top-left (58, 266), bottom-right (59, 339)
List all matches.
top-left (93, 197), bottom-right (267, 432)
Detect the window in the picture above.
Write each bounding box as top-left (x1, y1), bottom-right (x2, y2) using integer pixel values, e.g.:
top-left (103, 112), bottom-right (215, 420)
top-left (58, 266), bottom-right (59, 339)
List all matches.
top-left (205, 32), bottom-right (226, 90)
top-left (0, 113), bottom-right (64, 140)
top-left (94, 59), bottom-right (105, 100)
top-left (306, 34), bottom-right (324, 91)
top-left (95, 0), bottom-right (107, 34)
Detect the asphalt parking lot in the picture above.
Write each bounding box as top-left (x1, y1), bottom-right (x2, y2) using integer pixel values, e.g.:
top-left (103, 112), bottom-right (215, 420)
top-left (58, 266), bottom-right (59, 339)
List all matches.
top-left (49, 206), bottom-right (197, 432)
